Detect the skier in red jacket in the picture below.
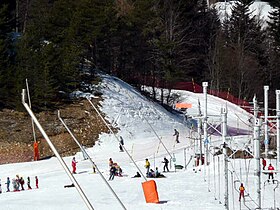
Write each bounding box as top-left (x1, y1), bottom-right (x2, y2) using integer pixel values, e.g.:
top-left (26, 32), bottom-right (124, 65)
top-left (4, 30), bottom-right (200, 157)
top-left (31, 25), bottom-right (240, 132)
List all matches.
top-left (262, 157), bottom-right (266, 170)
top-left (239, 183), bottom-right (245, 202)
top-left (72, 157), bottom-right (77, 174)
top-left (268, 163), bottom-right (275, 183)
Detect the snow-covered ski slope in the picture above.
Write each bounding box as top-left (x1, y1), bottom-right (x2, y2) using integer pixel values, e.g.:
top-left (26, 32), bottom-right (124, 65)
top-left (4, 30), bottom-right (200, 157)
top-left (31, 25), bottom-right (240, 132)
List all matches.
top-left (0, 73), bottom-right (278, 210)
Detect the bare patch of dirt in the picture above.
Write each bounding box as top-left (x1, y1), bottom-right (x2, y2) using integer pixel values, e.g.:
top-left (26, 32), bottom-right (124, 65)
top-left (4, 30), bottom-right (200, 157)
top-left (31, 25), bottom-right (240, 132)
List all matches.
top-left (0, 98), bottom-right (114, 164)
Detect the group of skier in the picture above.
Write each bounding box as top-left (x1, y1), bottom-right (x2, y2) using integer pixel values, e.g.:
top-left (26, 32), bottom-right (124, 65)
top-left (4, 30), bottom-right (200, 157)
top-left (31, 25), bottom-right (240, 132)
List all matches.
top-left (108, 158), bottom-right (123, 181)
top-left (144, 157), bottom-right (169, 178)
top-left (0, 175), bottom-right (38, 193)
top-left (262, 157), bottom-right (276, 183)
top-left (239, 158), bottom-right (277, 202)
top-left (68, 130), bottom-right (190, 181)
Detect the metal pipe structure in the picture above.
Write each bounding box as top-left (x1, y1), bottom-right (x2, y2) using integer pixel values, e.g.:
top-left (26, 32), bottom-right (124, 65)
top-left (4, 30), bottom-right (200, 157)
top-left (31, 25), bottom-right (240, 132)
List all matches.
top-left (253, 95), bottom-right (259, 124)
top-left (26, 79), bottom-right (37, 143)
top-left (203, 82), bottom-right (208, 181)
top-left (198, 99), bottom-right (203, 170)
top-left (218, 156), bottom-right (222, 204)
top-left (254, 118), bottom-right (261, 209)
top-left (213, 154), bottom-right (217, 200)
top-left (222, 107), bottom-right (229, 210)
top-left (142, 113), bottom-right (173, 160)
top-left (87, 97), bottom-right (147, 181)
top-left (21, 89), bottom-right (94, 210)
top-left (230, 171), bottom-right (235, 210)
top-left (264, 86), bottom-right (269, 158)
top-left (276, 90), bottom-right (280, 165)
top-left (273, 180), bottom-right (279, 210)
top-left (58, 111), bottom-right (127, 210)
top-left (184, 148), bottom-right (187, 169)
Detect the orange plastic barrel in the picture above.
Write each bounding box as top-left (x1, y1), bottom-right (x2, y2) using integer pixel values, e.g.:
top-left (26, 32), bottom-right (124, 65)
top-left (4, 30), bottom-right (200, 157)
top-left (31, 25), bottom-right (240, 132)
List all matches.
top-left (142, 180), bottom-right (159, 203)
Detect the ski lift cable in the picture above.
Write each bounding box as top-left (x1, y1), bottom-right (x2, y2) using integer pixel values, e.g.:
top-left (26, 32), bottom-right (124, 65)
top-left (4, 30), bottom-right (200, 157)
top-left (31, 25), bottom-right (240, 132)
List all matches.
top-left (25, 79), bottom-right (38, 174)
top-left (213, 154), bottom-right (217, 200)
top-left (245, 159), bottom-right (252, 192)
top-left (262, 179), bottom-right (280, 209)
top-left (58, 111), bottom-right (127, 210)
top-left (26, 79), bottom-right (37, 143)
top-left (233, 112), bottom-right (253, 128)
top-left (229, 170), bottom-right (235, 210)
top-left (218, 156), bottom-right (222, 204)
top-left (208, 148), bottom-right (217, 195)
top-left (273, 180), bottom-right (279, 210)
top-left (229, 160), bottom-right (259, 208)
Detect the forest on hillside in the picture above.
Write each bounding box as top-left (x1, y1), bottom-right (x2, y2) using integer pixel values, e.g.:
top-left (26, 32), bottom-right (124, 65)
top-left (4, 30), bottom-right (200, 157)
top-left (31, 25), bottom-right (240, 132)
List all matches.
top-left (0, 0), bottom-right (280, 111)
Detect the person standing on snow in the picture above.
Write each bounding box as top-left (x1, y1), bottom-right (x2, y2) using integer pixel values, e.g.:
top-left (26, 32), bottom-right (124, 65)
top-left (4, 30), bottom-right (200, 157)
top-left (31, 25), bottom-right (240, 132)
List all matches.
top-left (145, 158), bottom-right (150, 176)
top-left (19, 177), bottom-right (25, 190)
top-left (262, 157), bottom-right (267, 170)
top-left (12, 178), bottom-right (19, 191)
top-left (27, 177), bottom-right (32, 190)
top-left (72, 157), bottom-right (77, 174)
top-left (35, 176), bottom-right (39, 188)
top-left (109, 158), bottom-right (114, 169)
top-left (34, 140), bottom-right (40, 161)
top-left (162, 157), bottom-right (169, 172)
top-left (108, 165), bottom-right (116, 181)
top-left (173, 129), bottom-right (180, 143)
top-left (268, 163), bottom-right (275, 183)
top-left (12, 179), bottom-right (16, 191)
top-left (239, 183), bottom-right (245, 202)
top-left (5, 177), bottom-right (10, 192)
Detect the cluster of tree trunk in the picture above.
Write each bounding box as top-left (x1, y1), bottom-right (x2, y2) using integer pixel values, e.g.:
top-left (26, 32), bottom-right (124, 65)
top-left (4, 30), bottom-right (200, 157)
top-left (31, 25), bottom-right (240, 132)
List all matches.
top-left (0, 0), bottom-right (280, 111)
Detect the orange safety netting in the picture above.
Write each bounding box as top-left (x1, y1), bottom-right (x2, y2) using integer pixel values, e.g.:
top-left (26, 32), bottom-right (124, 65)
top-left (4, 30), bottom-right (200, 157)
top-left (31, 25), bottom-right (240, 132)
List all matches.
top-left (175, 103), bottom-right (192, 109)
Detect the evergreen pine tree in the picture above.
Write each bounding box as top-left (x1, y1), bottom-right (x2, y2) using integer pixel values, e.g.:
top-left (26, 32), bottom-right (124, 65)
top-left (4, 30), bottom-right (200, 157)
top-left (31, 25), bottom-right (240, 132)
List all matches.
top-left (0, 3), bottom-right (17, 109)
top-left (222, 0), bottom-right (265, 99)
top-left (267, 4), bottom-right (280, 90)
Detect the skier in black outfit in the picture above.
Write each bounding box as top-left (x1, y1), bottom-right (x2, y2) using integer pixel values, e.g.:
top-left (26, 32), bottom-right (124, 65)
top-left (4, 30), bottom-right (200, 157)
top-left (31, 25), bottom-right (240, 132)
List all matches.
top-left (109, 165), bottom-right (117, 181)
top-left (119, 136), bottom-right (124, 152)
top-left (173, 129), bottom-right (180, 143)
top-left (162, 157), bottom-right (169, 172)
top-left (132, 172), bottom-right (141, 178)
top-left (27, 177), bottom-right (32, 190)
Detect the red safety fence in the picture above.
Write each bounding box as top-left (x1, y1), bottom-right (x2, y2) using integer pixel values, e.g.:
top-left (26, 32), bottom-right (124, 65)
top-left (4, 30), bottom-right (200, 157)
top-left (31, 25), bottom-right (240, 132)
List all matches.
top-left (171, 81), bottom-right (251, 113)
top-left (132, 75), bottom-right (252, 113)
